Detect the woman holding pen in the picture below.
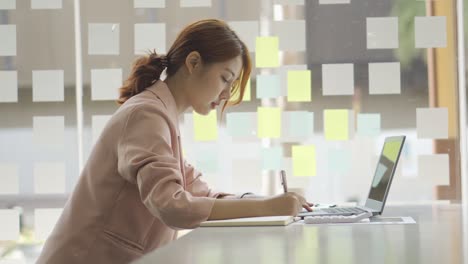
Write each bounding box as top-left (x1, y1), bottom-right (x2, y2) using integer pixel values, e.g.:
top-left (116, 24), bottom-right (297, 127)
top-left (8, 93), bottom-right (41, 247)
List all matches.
top-left (37, 19), bottom-right (313, 264)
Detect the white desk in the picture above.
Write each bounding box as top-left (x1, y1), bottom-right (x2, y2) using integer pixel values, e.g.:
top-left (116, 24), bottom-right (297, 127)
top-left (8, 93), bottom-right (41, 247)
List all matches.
top-left (133, 204), bottom-right (467, 264)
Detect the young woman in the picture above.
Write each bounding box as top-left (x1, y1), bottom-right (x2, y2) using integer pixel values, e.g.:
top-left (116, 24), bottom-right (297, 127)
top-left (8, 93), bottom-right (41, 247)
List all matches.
top-left (37, 19), bottom-right (313, 264)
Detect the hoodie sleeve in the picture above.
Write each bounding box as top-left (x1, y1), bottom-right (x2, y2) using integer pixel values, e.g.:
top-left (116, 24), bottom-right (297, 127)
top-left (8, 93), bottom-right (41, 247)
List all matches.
top-left (117, 105), bottom-right (216, 229)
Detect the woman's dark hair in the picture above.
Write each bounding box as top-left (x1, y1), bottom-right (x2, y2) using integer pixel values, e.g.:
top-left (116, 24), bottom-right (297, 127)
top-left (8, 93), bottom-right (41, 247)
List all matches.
top-left (117, 19), bottom-right (252, 112)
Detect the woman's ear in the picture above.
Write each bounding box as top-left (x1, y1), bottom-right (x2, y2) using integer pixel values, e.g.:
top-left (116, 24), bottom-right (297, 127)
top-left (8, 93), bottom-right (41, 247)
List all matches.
top-left (185, 51), bottom-right (202, 74)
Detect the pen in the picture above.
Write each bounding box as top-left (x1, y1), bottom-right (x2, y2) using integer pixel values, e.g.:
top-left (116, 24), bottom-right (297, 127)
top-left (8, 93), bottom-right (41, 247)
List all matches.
top-left (280, 170), bottom-right (288, 194)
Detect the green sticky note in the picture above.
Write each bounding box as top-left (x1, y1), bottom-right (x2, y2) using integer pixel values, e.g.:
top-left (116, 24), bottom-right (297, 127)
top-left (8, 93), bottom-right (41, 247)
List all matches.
top-left (194, 110), bottom-right (218, 141)
top-left (292, 145), bottom-right (316, 177)
top-left (257, 107), bottom-right (281, 138)
top-left (255, 36), bottom-right (279, 68)
top-left (287, 70), bottom-right (311, 102)
top-left (324, 109), bottom-right (349, 141)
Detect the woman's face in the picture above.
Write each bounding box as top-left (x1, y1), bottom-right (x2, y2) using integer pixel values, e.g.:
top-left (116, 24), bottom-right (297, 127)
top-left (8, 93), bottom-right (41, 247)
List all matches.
top-left (186, 53), bottom-right (243, 115)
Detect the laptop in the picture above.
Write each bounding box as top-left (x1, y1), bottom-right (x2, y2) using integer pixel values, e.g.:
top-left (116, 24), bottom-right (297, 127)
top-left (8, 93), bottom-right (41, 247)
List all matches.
top-left (298, 135), bottom-right (406, 218)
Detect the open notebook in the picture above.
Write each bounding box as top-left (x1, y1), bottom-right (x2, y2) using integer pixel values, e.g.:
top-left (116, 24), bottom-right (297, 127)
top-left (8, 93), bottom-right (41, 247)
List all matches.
top-left (200, 216), bottom-right (295, 227)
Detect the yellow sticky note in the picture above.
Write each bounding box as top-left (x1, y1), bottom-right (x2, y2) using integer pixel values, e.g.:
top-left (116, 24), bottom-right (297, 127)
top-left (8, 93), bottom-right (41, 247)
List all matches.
top-left (194, 110), bottom-right (218, 141)
top-left (257, 107), bottom-right (281, 138)
top-left (255, 36), bottom-right (279, 68)
top-left (243, 77), bottom-right (251, 101)
top-left (324, 109), bottom-right (349, 141)
top-left (383, 141), bottom-right (402, 162)
top-left (287, 70), bottom-right (311, 102)
top-left (292, 145), bottom-right (316, 177)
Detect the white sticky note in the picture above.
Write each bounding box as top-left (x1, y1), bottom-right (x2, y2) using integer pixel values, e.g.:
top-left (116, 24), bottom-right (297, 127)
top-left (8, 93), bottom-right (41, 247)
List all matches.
top-left (0, 209), bottom-right (20, 240)
top-left (31, 0), bottom-right (62, 9)
top-left (328, 147), bottom-right (352, 174)
top-left (180, 0), bottom-right (211, 7)
top-left (418, 154), bottom-right (449, 185)
top-left (34, 162), bottom-right (66, 194)
top-left (0, 71), bottom-right (18, 102)
top-left (92, 115), bottom-right (112, 144)
top-left (322, 64), bottom-right (354, 96)
top-left (34, 208), bottom-right (63, 241)
top-left (357, 113), bottom-right (380, 137)
top-left (415, 16), bottom-right (447, 48)
top-left (261, 146), bottom-right (283, 171)
top-left (367, 17), bottom-right (398, 49)
top-left (134, 0), bottom-right (165, 8)
top-left (416, 108), bottom-right (448, 139)
top-left (256, 74), bottom-right (281, 99)
top-left (91, 68), bottom-right (122, 101)
top-left (319, 0), bottom-right (350, 4)
top-left (32, 70), bottom-right (64, 102)
top-left (0, 163), bottom-right (19, 194)
top-left (272, 20), bottom-right (305, 51)
top-left (0, 0), bottom-right (15, 9)
top-left (226, 112), bottom-right (257, 139)
top-left (273, 0), bottom-right (304, 4)
top-left (0, 25), bottom-right (16, 56)
top-left (228, 21), bottom-right (258, 52)
top-left (135, 23), bottom-right (166, 55)
top-left (232, 159), bottom-right (262, 194)
top-left (33, 116), bottom-right (65, 146)
top-left (282, 111), bottom-right (314, 141)
top-left (88, 23), bottom-right (120, 55)
top-left (368, 62), bottom-right (400, 95)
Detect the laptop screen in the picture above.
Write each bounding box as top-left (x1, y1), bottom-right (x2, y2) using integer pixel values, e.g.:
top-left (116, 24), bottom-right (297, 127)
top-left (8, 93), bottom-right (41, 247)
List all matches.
top-left (365, 136), bottom-right (405, 213)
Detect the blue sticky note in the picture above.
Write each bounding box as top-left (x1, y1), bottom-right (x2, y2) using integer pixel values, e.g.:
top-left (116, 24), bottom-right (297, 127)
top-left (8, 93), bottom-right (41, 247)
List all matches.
top-left (256, 74), bottom-right (281, 99)
top-left (226, 112), bottom-right (256, 138)
top-left (286, 111), bottom-right (314, 139)
top-left (261, 146), bottom-right (283, 170)
top-left (357, 114), bottom-right (380, 137)
top-left (328, 148), bottom-right (352, 174)
top-left (195, 149), bottom-right (219, 174)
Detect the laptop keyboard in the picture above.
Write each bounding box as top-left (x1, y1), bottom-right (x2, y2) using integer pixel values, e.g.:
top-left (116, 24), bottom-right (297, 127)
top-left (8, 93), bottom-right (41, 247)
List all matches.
top-left (321, 207), bottom-right (367, 214)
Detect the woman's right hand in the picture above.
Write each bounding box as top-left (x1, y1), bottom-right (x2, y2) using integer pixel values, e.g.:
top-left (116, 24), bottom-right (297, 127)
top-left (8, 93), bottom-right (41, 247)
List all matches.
top-left (263, 192), bottom-right (314, 216)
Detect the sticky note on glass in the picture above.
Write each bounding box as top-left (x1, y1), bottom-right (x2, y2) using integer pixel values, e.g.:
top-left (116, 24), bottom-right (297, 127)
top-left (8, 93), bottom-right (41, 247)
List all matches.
top-left (0, 71), bottom-right (18, 102)
top-left (194, 146), bottom-right (218, 174)
top-left (357, 113), bottom-right (380, 137)
top-left (0, 163), bottom-right (19, 194)
top-left (180, 0), bottom-right (211, 7)
top-left (31, 0), bottom-right (62, 9)
top-left (272, 20), bottom-right (305, 51)
top-left (33, 116), bottom-right (65, 147)
top-left (328, 147), bottom-right (351, 174)
top-left (232, 159), bottom-right (262, 193)
top-left (226, 112), bottom-right (256, 138)
top-left (257, 107), bottom-right (281, 138)
top-left (255, 36), bottom-right (279, 68)
top-left (91, 68), bottom-right (122, 101)
top-left (418, 154), bottom-right (449, 185)
top-left (287, 70), bottom-right (311, 102)
top-left (228, 21), bottom-right (259, 52)
top-left (366, 17), bottom-right (398, 49)
top-left (88, 23), bottom-right (119, 55)
top-left (0, 0), bottom-right (15, 9)
top-left (194, 110), bottom-right (218, 141)
top-left (279, 64), bottom-right (307, 96)
top-left (134, 0), bottom-right (165, 8)
top-left (282, 111), bottom-right (314, 140)
top-left (0, 209), bottom-right (20, 240)
top-left (322, 64), bottom-right (354, 96)
top-left (257, 74), bottom-right (281, 99)
top-left (319, 0), bottom-right (350, 4)
top-left (135, 23), bottom-right (166, 55)
top-left (32, 70), bottom-right (64, 102)
top-left (34, 208), bottom-right (63, 241)
top-left (415, 16), bottom-right (447, 48)
top-left (92, 115), bottom-right (112, 144)
top-left (0, 25), bottom-right (16, 56)
top-left (368, 62), bottom-right (400, 94)
top-left (34, 162), bottom-right (66, 194)
top-left (324, 109), bottom-right (351, 141)
top-left (416, 108), bottom-right (448, 139)
top-left (261, 146), bottom-right (283, 170)
top-left (292, 145), bottom-right (316, 177)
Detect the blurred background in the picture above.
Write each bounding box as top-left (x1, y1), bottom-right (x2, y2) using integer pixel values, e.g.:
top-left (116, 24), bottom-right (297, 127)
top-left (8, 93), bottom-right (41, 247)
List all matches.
top-left (0, 0), bottom-right (467, 262)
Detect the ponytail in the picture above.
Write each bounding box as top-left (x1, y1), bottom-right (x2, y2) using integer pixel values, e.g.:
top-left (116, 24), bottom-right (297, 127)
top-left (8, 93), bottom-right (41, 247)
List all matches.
top-left (117, 51), bottom-right (169, 105)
